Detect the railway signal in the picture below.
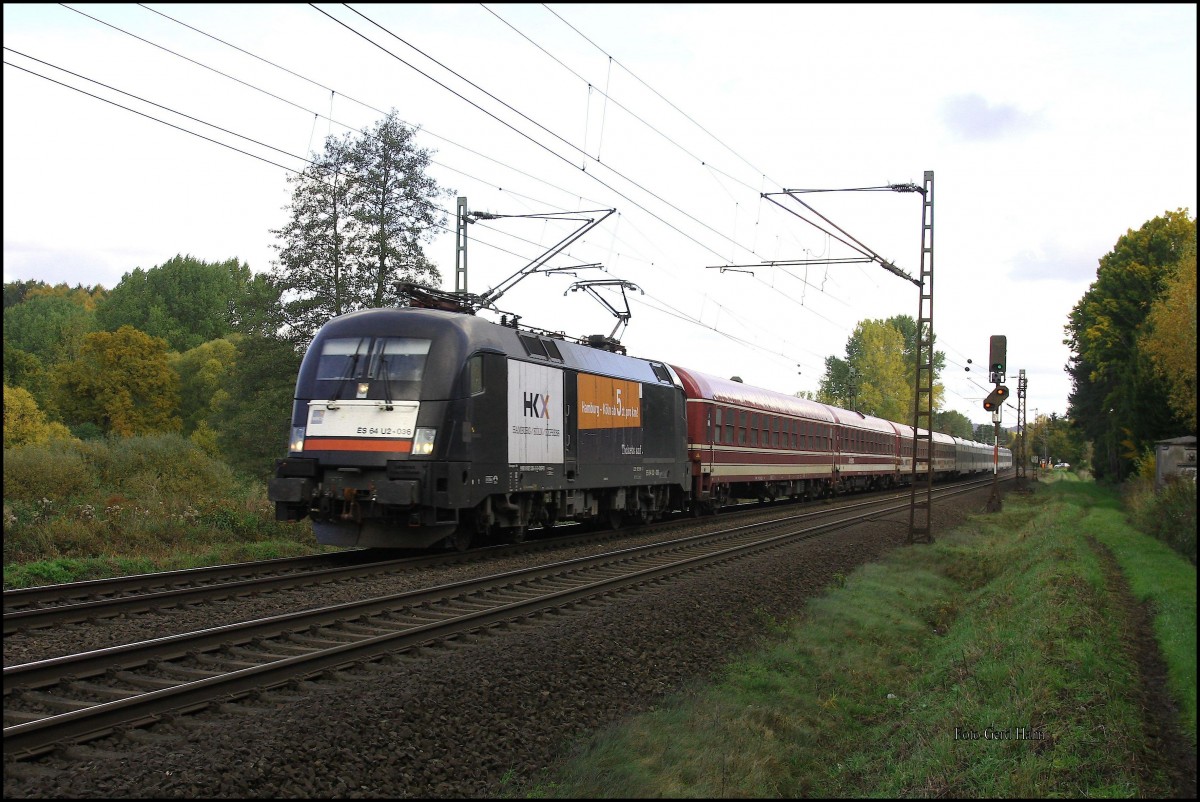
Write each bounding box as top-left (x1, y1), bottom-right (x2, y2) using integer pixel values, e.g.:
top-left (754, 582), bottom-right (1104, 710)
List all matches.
top-left (989, 335), bottom-right (1007, 382)
top-left (982, 385), bottom-right (1009, 412)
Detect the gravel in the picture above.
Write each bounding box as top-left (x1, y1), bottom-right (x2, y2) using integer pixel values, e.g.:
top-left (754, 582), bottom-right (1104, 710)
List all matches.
top-left (4, 488), bottom-right (996, 798)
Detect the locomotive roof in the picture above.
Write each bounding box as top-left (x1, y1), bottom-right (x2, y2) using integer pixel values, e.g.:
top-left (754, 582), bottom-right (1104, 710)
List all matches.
top-left (314, 307), bottom-right (678, 386)
top-left (668, 364), bottom-right (837, 422)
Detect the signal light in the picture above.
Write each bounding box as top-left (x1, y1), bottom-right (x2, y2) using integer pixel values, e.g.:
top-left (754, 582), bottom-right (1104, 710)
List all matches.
top-left (989, 335), bottom-right (1007, 377)
top-left (983, 385), bottom-right (1009, 412)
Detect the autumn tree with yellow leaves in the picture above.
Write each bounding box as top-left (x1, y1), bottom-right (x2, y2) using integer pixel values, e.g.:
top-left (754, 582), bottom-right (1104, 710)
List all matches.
top-left (55, 325), bottom-right (182, 437)
top-left (1141, 249), bottom-right (1197, 432)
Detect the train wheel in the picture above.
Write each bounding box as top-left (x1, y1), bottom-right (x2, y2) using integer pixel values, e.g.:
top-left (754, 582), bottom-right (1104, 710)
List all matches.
top-left (608, 509), bottom-right (623, 530)
top-left (511, 526), bottom-right (526, 544)
top-left (449, 528), bottom-right (472, 552)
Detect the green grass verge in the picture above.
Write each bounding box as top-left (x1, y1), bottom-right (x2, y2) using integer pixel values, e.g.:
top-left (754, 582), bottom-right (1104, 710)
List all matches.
top-left (2, 538), bottom-right (333, 589)
top-left (519, 474), bottom-right (1196, 798)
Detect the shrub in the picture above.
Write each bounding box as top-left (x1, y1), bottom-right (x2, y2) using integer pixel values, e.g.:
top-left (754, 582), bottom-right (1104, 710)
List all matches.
top-left (3, 443), bottom-right (95, 503)
top-left (1127, 476), bottom-right (1197, 565)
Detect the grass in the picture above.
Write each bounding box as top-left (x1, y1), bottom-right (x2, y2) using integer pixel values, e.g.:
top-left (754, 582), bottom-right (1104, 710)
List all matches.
top-left (516, 473), bottom-right (1196, 798)
top-left (3, 434), bottom-right (333, 589)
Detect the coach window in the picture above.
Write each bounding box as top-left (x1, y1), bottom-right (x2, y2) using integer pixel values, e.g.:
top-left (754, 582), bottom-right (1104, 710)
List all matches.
top-left (712, 408), bottom-right (722, 442)
top-left (738, 412), bottom-right (747, 445)
top-left (725, 408), bottom-right (734, 443)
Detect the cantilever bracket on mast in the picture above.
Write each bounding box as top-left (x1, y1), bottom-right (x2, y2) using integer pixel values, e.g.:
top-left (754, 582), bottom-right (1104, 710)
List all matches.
top-left (474, 208), bottom-right (616, 309)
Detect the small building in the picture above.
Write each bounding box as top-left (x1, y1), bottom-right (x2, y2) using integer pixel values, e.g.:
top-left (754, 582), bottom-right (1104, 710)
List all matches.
top-left (1155, 435), bottom-right (1197, 490)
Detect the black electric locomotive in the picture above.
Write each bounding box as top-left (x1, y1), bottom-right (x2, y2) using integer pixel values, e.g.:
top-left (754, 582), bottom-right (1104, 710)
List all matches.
top-left (269, 308), bottom-right (691, 549)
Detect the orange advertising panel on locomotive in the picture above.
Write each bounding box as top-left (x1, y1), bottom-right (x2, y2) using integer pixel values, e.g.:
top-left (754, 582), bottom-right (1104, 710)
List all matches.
top-left (577, 374), bottom-right (642, 429)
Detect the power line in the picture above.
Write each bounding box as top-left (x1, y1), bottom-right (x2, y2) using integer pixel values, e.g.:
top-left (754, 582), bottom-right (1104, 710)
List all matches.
top-left (16, 7), bottom-right (983, 405)
top-left (3, 58), bottom-right (299, 174)
top-left (103, 3), bottom-right (863, 326)
top-left (329, 3), bottom-right (769, 266)
top-left (481, 3), bottom-right (764, 196)
top-left (541, 3), bottom-right (782, 192)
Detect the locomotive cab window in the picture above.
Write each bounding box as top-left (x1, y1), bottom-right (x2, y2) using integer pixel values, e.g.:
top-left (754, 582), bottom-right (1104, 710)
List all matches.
top-left (368, 337), bottom-right (432, 382)
top-left (316, 337), bottom-right (369, 380)
top-left (467, 355), bottom-right (485, 396)
top-left (315, 336), bottom-right (432, 384)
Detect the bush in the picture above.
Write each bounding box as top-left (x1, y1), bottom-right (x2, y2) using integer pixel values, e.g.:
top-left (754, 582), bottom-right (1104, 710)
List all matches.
top-left (1126, 476), bottom-right (1197, 565)
top-left (3, 444), bottom-right (95, 503)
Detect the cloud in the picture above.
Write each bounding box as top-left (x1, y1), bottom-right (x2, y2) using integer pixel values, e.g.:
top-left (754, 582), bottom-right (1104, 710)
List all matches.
top-left (1007, 241), bottom-right (1097, 283)
top-left (2, 242), bottom-right (143, 290)
top-left (940, 94), bottom-right (1047, 142)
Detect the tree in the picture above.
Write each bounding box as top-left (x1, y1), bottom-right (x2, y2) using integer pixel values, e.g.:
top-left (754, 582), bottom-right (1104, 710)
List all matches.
top-left (1065, 209), bottom-right (1195, 479)
top-left (2, 294), bottom-right (97, 366)
top-left (271, 110), bottom-right (450, 344)
top-left (817, 317), bottom-right (943, 421)
top-left (3, 279), bottom-right (44, 309)
top-left (1027, 413), bottom-right (1084, 467)
top-left (1141, 248), bottom-right (1197, 432)
top-left (169, 337), bottom-right (239, 436)
top-left (55, 326), bottom-right (181, 436)
top-left (3, 348), bottom-right (54, 416)
top-left (95, 254), bottom-right (252, 352)
top-left (346, 113), bottom-right (444, 307)
top-left (817, 355), bottom-right (853, 409)
top-left (214, 334), bottom-right (303, 478)
top-left (24, 281), bottom-right (108, 311)
top-left (934, 410), bottom-right (975, 440)
top-left (852, 320), bottom-right (911, 422)
top-left (3, 384), bottom-right (74, 448)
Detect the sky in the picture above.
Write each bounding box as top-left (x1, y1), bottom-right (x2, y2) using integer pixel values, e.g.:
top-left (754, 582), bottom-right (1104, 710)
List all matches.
top-left (4, 3), bottom-right (1196, 429)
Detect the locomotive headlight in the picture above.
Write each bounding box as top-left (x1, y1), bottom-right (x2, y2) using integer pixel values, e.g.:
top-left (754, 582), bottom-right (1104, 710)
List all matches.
top-left (289, 426), bottom-right (306, 453)
top-left (412, 427), bottom-right (437, 456)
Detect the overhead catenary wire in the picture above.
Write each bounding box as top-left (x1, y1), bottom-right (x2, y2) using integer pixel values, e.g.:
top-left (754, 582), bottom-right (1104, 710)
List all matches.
top-left (17, 6), bottom-right (990, 411)
top-left (82, 2), bottom-right (868, 328)
top-left (330, 3), bottom-right (773, 266)
top-left (6, 33), bottom-right (801, 342)
top-left (540, 3), bottom-right (782, 193)
top-left (318, 5), bottom-right (876, 335)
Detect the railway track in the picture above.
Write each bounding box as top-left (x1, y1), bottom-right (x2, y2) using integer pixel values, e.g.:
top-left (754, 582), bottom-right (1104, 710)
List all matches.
top-left (3, 475), bottom-right (1006, 635)
top-left (3, 478), bottom-right (999, 758)
top-left (1, 524), bottom-right (674, 634)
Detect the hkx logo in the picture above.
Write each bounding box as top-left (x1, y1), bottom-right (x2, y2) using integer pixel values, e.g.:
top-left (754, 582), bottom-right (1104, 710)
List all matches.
top-left (523, 392), bottom-right (552, 419)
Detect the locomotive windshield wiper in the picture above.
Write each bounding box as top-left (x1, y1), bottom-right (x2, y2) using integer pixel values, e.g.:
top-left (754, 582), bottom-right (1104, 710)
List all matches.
top-left (379, 355), bottom-right (394, 410)
top-left (328, 337), bottom-right (367, 408)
